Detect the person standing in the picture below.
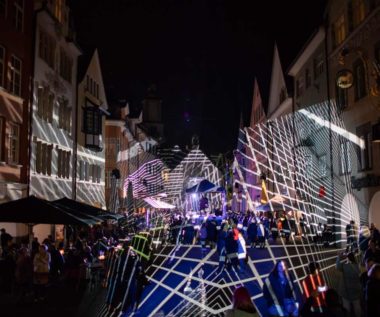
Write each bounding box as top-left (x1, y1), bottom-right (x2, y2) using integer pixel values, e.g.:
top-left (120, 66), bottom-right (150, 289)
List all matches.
top-left (365, 263), bottom-right (380, 317)
top-left (33, 244), bottom-right (51, 302)
top-left (336, 252), bottom-right (361, 317)
top-left (14, 247), bottom-right (33, 303)
top-left (217, 223), bottom-right (228, 271)
top-left (0, 228), bottom-right (13, 256)
top-left (225, 286), bottom-right (259, 317)
top-left (301, 262), bottom-right (326, 314)
top-left (237, 232), bottom-right (247, 272)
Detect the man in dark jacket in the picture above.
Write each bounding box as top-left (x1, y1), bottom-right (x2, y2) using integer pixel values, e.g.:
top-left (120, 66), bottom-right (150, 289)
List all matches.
top-left (0, 228), bottom-right (12, 256)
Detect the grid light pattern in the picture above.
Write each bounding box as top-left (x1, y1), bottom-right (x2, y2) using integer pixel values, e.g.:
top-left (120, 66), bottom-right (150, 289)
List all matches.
top-left (95, 102), bottom-right (366, 317)
top-left (165, 149), bottom-right (223, 209)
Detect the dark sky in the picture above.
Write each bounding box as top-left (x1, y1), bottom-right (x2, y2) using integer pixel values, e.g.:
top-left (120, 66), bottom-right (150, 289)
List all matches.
top-left (70, 0), bottom-right (327, 155)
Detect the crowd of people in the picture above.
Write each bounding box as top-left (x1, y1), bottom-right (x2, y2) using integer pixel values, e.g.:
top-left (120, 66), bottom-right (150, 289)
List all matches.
top-left (2, 210), bottom-right (380, 317)
top-left (0, 224), bottom-right (125, 306)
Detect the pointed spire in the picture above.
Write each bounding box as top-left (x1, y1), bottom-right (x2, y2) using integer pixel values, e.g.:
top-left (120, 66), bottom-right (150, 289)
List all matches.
top-left (267, 43), bottom-right (288, 118)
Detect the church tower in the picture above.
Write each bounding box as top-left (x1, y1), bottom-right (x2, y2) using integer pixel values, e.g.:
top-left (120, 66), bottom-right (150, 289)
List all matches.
top-left (142, 84), bottom-right (164, 140)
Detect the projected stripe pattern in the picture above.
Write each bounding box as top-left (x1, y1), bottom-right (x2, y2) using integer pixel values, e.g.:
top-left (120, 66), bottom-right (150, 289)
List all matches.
top-left (95, 102), bottom-right (365, 317)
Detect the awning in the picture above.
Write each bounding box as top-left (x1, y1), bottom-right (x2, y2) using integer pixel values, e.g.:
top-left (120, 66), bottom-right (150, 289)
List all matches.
top-left (143, 197), bottom-right (176, 209)
top-left (0, 196), bottom-right (97, 226)
top-left (53, 197), bottom-right (121, 220)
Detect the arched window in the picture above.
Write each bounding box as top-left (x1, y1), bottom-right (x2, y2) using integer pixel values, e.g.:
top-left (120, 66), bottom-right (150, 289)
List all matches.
top-left (353, 58), bottom-right (367, 100)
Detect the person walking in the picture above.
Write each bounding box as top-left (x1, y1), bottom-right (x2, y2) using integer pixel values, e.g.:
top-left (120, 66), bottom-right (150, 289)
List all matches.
top-left (263, 261), bottom-right (299, 317)
top-left (335, 252), bottom-right (361, 317)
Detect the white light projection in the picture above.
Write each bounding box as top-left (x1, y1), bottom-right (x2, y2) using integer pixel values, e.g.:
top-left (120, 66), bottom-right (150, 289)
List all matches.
top-left (94, 102), bottom-right (366, 317)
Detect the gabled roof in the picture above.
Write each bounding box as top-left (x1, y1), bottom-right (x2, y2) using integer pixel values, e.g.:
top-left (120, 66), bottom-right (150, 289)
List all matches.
top-left (267, 43), bottom-right (288, 117)
top-left (78, 48), bottom-right (109, 109)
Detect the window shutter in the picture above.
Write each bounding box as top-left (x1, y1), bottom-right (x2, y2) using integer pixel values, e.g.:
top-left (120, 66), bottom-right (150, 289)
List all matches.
top-left (47, 145), bottom-right (52, 175)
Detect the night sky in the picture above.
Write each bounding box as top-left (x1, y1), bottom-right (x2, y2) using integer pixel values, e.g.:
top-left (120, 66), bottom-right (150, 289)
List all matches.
top-left (70, 0), bottom-right (327, 154)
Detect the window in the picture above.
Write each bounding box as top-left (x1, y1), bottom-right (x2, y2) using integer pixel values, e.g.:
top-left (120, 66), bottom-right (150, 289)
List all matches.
top-left (78, 160), bottom-right (84, 180)
top-left (8, 122), bottom-right (19, 164)
top-left (335, 85), bottom-right (348, 111)
top-left (84, 161), bottom-right (90, 181)
top-left (340, 141), bottom-right (351, 174)
top-left (0, 46), bottom-right (4, 87)
top-left (86, 75), bottom-right (89, 91)
top-left (305, 68), bottom-right (311, 88)
top-left (53, 0), bottom-right (64, 23)
top-left (57, 149), bottom-right (70, 178)
top-left (319, 155), bottom-right (327, 178)
top-left (37, 87), bottom-right (53, 122)
top-left (9, 55), bottom-right (21, 96)
top-left (59, 48), bottom-right (72, 83)
top-left (83, 99), bottom-right (102, 150)
top-left (47, 93), bottom-right (54, 123)
top-left (356, 123), bottom-right (372, 171)
top-left (352, 0), bottom-right (366, 28)
top-left (39, 30), bottom-right (56, 68)
top-left (83, 107), bottom-right (101, 134)
top-left (353, 59), bottom-right (367, 100)
top-left (314, 54), bottom-right (324, 79)
top-left (0, 0), bottom-right (6, 16)
top-left (35, 141), bottom-right (52, 174)
top-left (333, 14), bottom-right (346, 46)
top-left (296, 77), bottom-right (304, 97)
top-left (13, 0), bottom-right (23, 32)
top-left (58, 98), bottom-right (71, 132)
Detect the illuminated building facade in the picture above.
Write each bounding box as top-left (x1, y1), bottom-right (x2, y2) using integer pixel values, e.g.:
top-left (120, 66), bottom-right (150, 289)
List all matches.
top-left (30, 0), bottom-right (81, 240)
top-left (326, 0), bottom-right (380, 225)
top-left (0, 0), bottom-right (34, 237)
top-left (165, 148), bottom-right (223, 210)
top-left (105, 103), bottom-right (130, 210)
top-left (76, 49), bottom-right (108, 209)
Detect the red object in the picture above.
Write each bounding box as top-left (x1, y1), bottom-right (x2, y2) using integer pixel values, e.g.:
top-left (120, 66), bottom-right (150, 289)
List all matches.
top-left (233, 228), bottom-right (239, 240)
top-left (302, 273), bottom-right (326, 311)
top-left (319, 186), bottom-right (326, 198)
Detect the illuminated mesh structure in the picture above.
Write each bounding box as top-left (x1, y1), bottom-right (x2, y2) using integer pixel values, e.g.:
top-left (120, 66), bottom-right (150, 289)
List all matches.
top-left (95, 102), bottom-right (366, 317)
top-left (165, 149), bottom-right (223, 209)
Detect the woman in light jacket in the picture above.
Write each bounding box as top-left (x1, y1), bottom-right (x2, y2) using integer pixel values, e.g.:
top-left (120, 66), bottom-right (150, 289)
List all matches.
top-left (33, 244), bottom-right (51, 301)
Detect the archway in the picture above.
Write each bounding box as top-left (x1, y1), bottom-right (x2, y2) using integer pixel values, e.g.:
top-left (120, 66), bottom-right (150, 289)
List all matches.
top-left (369, 191), bottom-right (380, 226)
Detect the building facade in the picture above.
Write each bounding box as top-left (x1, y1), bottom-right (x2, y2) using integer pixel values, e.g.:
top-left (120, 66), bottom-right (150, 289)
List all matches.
top-left (105, 104), bottom-right (130, 211)
top-left (327, 0), bottom-right (380, 225)
top-left (30, 0), bottom-right (80, 239)
top-left (0, 0), bottom-right (34, 237)
top-left (76, 49), bottom-right (107, 209)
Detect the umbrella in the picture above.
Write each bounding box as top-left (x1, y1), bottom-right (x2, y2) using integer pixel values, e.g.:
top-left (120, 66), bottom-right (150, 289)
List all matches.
top-left (0, 196), bottom-right (96, 226)
top-left (53, 197), bottom-right (121, 221)
top-left (185, 179), bottom-right (224, 194)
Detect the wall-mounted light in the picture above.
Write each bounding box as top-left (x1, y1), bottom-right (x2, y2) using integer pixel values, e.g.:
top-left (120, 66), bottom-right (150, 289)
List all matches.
top-left (336, 69), bottom-right (354, 89)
